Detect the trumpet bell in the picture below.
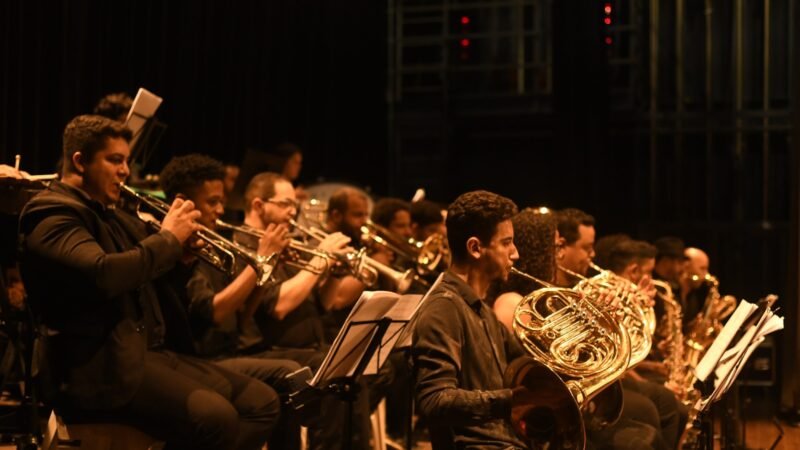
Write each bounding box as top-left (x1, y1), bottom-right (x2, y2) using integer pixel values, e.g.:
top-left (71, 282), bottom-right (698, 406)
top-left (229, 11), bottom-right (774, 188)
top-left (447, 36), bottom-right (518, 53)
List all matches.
top-left (504, 356), bottom-right (585, 450)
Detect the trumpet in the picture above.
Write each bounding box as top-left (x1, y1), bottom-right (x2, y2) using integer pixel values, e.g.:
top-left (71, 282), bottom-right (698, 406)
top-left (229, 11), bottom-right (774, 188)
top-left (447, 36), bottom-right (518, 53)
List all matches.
top-left (360, 220), bottom-right (448, 276)
top-left (118, 184), bottom-right (276, 286)
top-left (288, 219), bottom-right (416, 293)
top-left (214, 220), bottom-right (340, 276)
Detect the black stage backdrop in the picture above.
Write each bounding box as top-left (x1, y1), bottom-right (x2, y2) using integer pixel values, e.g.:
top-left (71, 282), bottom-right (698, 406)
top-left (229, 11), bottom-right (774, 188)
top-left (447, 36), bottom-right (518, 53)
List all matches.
top-left (0, 0), bottom-right (388, 192)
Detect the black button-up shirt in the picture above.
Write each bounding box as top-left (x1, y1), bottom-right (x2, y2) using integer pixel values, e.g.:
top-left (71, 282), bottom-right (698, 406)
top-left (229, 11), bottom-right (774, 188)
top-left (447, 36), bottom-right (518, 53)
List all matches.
top-left (412, 271), bottom-right (528, 449)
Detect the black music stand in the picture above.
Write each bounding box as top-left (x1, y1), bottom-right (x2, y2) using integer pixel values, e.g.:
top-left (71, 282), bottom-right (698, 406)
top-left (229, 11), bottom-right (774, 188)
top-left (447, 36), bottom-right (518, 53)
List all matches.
top-left (686, 296), bottom-right (781, 449)
top-left (0, 273), bottom-right (40, 450)
top-left (288, 284), bottom-right (436, 450)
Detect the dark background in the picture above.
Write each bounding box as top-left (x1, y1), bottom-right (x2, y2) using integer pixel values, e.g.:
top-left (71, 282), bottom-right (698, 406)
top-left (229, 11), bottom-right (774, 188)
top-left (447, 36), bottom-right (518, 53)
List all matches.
top-left (1, 0), bottom-right (798, 419)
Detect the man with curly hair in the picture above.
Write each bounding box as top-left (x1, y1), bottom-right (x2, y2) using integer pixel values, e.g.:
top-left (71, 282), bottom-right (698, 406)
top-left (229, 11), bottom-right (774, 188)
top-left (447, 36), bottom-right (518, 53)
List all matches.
top-left (412, 190), bottom-right (529, 449)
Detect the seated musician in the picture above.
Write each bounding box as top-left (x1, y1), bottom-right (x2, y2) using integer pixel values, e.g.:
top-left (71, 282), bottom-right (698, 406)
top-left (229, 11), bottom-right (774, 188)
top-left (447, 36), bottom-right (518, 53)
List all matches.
top-left (554, 208), bottom-right (686, 450)
top-left (412, 190), bottom-right (530, 449)
top-left (409, 199), bottom-right (447, 242)
top-left (368, 197), bottom-right (412, 264)
top-left (19, 115), bottom-right (278, 450)
top-left (233, 172), bottom-right (377, 450)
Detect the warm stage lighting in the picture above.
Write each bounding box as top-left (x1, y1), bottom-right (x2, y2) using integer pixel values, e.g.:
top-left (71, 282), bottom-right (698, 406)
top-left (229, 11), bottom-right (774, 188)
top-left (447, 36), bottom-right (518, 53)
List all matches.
top-left (605, 36), bottom-right (613, 45)
top-left (604, 3), bottom-right (612, 14)
top-left (460, 38), bottom-right (470, 47)
top-left (604, 17), bottom-right (612, 25)
top-left (460, 16), bottom-right (470, 25)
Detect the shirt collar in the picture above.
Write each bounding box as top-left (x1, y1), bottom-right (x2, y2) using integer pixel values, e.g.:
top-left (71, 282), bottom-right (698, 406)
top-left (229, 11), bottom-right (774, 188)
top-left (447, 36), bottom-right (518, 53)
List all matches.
top-left (51, 180), bottom-right (114, 214)
top-left (442, 271), bottom-right (483, 308)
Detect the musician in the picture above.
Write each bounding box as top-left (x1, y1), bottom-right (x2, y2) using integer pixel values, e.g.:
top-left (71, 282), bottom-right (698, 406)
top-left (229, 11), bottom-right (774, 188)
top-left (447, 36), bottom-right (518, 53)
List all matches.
top-left (680, 247), bottom-right (711, 323)
top-left (410, 199), bottom-right (447, 242)
top-left (93, 92), bottom-right (133, 122)
top-left (554, 210), bottom-right (685, 450)
top-left (270, 142), bottom-right (308, 201)
top-left (231, 172), bottom-right (350, 358)
top-left (234, 171), bottom-right (375, 450)
top-left (160, 154), bottom-right (328, 450)
top-left (492, 209), bottom-right (666, 450)
top-left (19, 115), bottom-right (277, 450)
top-left (412, 190), bottom-right (529, 449)
top-left (652, 236), bottom-right (687, 298)
top-left (368, 197), bottom-right (412, 271)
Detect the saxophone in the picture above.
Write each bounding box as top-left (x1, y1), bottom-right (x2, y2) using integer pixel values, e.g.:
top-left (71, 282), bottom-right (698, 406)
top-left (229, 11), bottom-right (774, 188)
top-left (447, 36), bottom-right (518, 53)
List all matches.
top-left (650, 280), bottom-right (689, 398)
top-left (677, 274), bottom-right (738, 449)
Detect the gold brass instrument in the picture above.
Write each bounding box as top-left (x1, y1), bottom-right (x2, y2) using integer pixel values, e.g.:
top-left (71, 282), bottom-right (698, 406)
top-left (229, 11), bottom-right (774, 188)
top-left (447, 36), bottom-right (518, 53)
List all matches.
top-left (286, 219), bottom-right (416, 293)
top-left (360, 220), bottom-right (448, 276)
top-left (119, 184), bottom-right (276, 286)
top-left (559, 263), bottom-right (654, 367)
top-left (215, 220), bottom-right (339, 276)
top-left (650, 280), bottom-right (691, 400)
top-left (507, 268), bottom-right (630, 445)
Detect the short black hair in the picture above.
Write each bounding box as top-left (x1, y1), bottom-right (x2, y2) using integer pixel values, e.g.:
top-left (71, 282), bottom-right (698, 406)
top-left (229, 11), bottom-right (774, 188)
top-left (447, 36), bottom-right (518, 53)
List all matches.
top-left (605, 239), bottom-right (657, 273)
top-left (327, 187), bottom-right (367, 217)
top-left (594, 233), bottom-right (631, 269)
top-left (93, 92), bottom-right (133, 122)
top-left (555, 208), bottom-right (596, 245)
top-left (446, 190), bottom-right (518, 264)
top-left (62, 115), bottom-right (133, 175)
top-left (371, 198), bottom-right (410, 228)
top-left (243, 172), bottom-right (286, 212)
top-left (160, 154), bottom-right (225, 201)
top-left (653, 236), bottom-right (686, 262)
top-left (410, 200), bottom-right (444, 228)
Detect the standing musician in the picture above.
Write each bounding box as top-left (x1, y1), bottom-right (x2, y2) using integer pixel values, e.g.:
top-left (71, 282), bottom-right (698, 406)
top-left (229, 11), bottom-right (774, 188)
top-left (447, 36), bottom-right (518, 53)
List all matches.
top-left (19, 115), bottom-right (278, 450)
top-left (412, 190), bottom-right (530, 449)
top-left (555, 209), bottom-right (685, 450)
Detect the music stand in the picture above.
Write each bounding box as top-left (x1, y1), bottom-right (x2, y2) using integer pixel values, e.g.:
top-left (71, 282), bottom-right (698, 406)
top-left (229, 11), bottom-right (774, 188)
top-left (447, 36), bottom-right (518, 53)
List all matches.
top-left (289, 277), bottom-right (440, 450)
top-left (125, 88), bottom-right (166, 172)
top-left (686, 296), bottom-right (783, 449)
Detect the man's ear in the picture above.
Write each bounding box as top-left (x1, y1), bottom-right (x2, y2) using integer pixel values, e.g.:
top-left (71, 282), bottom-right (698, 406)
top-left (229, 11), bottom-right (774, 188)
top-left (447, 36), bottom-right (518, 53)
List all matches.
top-left (71, 152), bottom-right (85, 175)
top-left (329, 210), bottom-right (342, 224)
top-left (466, 236), bottom-right (482, 260)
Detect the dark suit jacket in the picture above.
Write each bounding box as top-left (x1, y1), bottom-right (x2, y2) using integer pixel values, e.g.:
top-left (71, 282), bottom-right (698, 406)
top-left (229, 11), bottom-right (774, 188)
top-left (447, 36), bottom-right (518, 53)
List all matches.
top-left (19, 181), bottom-right (183, 410)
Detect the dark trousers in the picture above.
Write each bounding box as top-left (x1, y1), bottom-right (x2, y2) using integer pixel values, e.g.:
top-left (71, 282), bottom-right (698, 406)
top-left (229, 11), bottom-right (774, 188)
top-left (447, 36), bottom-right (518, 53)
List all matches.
top-left (623, 377), bottom-right (688, 449)
top-left (117, 350), bottom-right (279, 450)
top-left (214, 357), bottom-right (302, 450)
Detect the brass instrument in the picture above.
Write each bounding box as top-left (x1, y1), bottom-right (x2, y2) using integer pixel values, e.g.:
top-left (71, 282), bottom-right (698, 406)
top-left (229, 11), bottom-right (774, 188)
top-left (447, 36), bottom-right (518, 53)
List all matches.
top-left (215, 220), bottom-right (339, 276)
top-left (360, 220), bottom-right (448, 276)
top-left (560, 263), bottom-right (654, 367)
top-left (287, 219), bottom-right (416, 293)
top-left (506, 268), bottom-right (631, 447)
top-left (119, 184), bottom-right (276, 286)
top-left (650, 280), bottom-right (690, 399)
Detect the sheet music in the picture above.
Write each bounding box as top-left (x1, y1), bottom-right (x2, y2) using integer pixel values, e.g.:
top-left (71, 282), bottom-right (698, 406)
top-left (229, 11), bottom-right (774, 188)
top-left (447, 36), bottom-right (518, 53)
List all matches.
top-left (310, 290), bottom-right (424, 385)
top-left (694, 299), bottom-right (757, 382)
top-left (125, 87), bottom-right (163, 149)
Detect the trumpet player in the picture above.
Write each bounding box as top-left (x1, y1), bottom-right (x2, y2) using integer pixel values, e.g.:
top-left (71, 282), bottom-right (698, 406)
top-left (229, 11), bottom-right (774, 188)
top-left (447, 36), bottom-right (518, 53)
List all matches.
top-left (160, 155), bottom-right (322, 450)
top-left (236, 172), bottom-right (376, 450)
top-left (19, 115), bottom-right (279, 450)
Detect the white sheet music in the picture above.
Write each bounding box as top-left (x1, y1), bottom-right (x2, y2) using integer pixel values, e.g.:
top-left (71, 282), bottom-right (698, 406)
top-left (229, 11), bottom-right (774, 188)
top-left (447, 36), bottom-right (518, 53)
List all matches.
top-left (691, 295), bottom-right (783, 411)
top-left (125, 87), bottom-right (163, 149)
top-left (310, 290), bottom-right (426, 386)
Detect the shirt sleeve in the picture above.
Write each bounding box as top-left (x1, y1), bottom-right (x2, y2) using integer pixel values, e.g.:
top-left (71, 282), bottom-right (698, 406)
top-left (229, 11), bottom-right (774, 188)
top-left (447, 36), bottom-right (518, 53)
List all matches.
top-left (184, 265), bottom-right (218, 337)
top-left (412, 295), bottom-right (513, 426)
top-left (24, 211), bottom-right (183, 300)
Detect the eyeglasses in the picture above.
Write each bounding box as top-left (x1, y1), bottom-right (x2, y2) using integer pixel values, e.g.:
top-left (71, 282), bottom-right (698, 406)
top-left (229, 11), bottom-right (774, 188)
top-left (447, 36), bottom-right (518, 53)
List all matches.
top-left (266, 198), bottom-right (300, 209)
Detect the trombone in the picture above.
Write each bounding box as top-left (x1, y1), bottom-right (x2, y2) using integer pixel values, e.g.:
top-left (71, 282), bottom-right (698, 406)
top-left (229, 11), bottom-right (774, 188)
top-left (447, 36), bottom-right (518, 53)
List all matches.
top-left (287, 219), bottom-right (416, 293)
top-left (360, 220), bottom-right (448, 276)
top-left (118, 184), bottom-right (276, 286)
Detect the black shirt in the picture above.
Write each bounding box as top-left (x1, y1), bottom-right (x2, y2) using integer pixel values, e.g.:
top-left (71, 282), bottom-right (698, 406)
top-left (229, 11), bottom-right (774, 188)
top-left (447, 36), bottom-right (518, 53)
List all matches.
top-left (183, 261), bottom-right (242, 357)
top-left (233, 230), bottom-right (327, 351)
top-left (412, 271), bottom-right (528, 449)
